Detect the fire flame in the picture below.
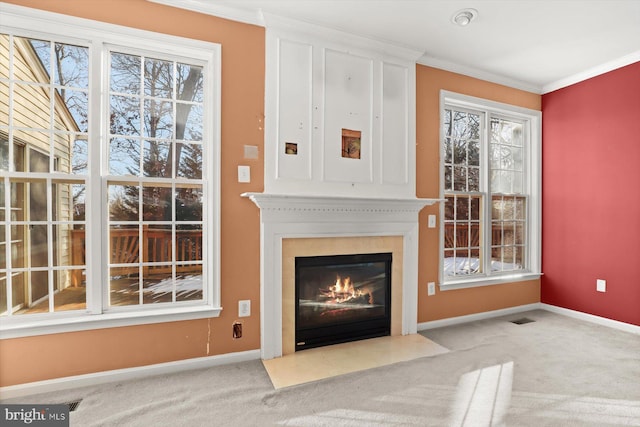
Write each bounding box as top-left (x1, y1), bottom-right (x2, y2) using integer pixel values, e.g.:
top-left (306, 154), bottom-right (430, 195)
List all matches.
top-left (322, 275), bottom-right (371, 304)
top-left (333, 276), bottom-right (355, 295)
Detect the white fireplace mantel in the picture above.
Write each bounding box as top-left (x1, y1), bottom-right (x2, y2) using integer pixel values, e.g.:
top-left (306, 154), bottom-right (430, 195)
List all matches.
top-left (242, 192), bottom-right (441, 359)
top-left (243, 192), bottom-right (439, 220)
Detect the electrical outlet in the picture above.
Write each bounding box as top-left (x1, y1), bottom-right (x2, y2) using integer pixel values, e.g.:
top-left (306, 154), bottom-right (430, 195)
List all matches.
top-left (596, 279), bottom-right (606, 293)
top-left (427, 282), bottom-right (436, 296)
top-left (428, 215), bottom-right (437, 228)
top-left (238, 299), bottom-right (251, 317)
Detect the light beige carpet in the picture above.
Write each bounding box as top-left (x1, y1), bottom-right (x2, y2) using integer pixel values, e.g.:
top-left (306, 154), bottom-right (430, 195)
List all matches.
top-left (262, 334), bottom-right (449, 388)
top-left (3, 310), bottom-right (640, 426)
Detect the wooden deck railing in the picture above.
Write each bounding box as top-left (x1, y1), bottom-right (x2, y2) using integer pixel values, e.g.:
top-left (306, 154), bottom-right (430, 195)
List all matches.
top-left (70, 227), bottom-right (203, 286)
top-left (443, 223), bottom-right (506, 257)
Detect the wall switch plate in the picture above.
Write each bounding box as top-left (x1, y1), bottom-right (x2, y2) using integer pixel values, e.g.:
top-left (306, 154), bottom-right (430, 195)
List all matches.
top-left (428, 215), bottom-right (437, 228)
top-left (596, 279), bottom-right (606, 293)
top-left (238, 299), bottom-right (251, 317)
top-left (238, 165), bottom-right (250, 183)
top-left (427, 282), bottom-right (436, 296)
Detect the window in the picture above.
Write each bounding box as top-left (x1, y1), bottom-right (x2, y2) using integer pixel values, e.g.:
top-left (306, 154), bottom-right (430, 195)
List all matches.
top-left (440, 92), bottom-right (540, 289)
top-left (107, 51), bottom-right (206, 307)
top-left (0, 7), bottom-right (220, 337)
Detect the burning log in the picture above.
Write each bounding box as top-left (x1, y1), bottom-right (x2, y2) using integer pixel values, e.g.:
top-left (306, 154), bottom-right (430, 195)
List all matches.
top-left (317, 275), bottom-right (374, 304)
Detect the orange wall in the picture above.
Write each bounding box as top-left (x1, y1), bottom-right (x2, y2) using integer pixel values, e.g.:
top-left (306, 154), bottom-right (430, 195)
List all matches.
top-left (416, 65), bottom-right (541, 322)
top-left (0, 0), bottom-right (265, 387)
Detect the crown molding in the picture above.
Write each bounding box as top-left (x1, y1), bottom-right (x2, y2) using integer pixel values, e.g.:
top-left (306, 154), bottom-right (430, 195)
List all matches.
top-left (147, 0), bottom-right (265, 26)
top-left (145, 1), bottom-right (640, 95)
top-left (418, 54), bottom-right (543, 94)
top-left (542, 50), bottom-right (640, 94)
top-left (262, 13), bottom-right (424, 62)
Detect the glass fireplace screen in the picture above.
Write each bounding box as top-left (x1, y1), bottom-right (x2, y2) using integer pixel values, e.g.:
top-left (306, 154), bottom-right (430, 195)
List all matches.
top-left (295, 252), bottom-right (392, 350)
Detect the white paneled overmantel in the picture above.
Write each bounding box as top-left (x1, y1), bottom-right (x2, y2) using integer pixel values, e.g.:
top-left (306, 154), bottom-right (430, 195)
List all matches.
top-left (264, 14), bottom-right (423, 199)
top-left (242, 193), bottom-right (440, 359)
top-left (254, 15), bottom-right (434, 360)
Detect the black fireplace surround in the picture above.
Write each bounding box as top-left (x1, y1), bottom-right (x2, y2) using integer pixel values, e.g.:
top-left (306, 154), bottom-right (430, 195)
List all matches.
top-left (295, 252), bottom-right (392, 350)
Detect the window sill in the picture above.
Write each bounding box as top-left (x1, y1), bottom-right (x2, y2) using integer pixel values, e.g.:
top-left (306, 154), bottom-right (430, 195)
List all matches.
top-left (439, 272), bottom-right (542, 291)
top-left (0, 306), bottom-right (222, 339)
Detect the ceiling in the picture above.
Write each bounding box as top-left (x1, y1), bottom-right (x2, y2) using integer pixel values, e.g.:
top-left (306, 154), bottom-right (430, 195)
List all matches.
top-left (153, 0), bottom-right (640, 93)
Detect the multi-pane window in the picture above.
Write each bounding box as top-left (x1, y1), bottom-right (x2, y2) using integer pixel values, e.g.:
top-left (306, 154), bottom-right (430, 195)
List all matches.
top-left (1, 35), bottom-right (89, 315)
top-left (443, 109), bottom-right (483, 276)
top-left (442, 95), bottom-right (539, 283)
top-left (1, 14), bottom-right (220, 333)
top-left (489, 118), bottom-right (526, 273)
top-left (107, 51), bottom-right (205, 307)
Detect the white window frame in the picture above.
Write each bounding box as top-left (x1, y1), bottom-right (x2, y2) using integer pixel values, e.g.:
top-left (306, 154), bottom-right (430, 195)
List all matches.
top-left (439, 91), bottom-right (541, 291)
top-left (0, 4), bottom-right (221, 338)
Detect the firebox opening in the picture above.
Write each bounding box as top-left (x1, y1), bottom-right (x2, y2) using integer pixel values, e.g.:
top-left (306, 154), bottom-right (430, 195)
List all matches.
top-left (295, 252), bottom-right (392, 351)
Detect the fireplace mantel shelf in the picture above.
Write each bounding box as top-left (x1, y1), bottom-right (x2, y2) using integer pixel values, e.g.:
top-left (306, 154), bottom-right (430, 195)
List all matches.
top-left (242, 192), bottom-right (442, 214)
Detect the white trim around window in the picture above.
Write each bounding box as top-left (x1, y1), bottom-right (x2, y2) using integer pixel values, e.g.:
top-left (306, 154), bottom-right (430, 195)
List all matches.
top-left (438, 91), bottom-right (541, 291)
top-left (0, 4), bottom-right (221, 338)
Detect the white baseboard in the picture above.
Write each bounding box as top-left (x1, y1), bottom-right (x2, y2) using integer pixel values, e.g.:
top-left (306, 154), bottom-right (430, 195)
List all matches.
top-left (4, 304), bottom-right (638, 399)
top-left (540, 304), bottom-right (640, 335)
top-left (0, 349), bottom-right (261, 400)
top-left (417, 302), bottom-right (640, 336)
top-left (417, 303), bottom-right (543, 331)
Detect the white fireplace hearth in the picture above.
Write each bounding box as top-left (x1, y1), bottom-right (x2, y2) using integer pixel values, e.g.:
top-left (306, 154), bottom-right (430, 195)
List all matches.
top-left (243, 193), bottom-right (439, 360)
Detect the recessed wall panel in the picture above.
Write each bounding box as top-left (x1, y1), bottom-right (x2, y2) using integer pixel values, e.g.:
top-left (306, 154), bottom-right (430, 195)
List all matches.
top-left (382, 62), bottom-right (409, 185)
top-left (323, 49), bottom-right (373, 183)
top-left (277, 39), bottom-right (312, 180)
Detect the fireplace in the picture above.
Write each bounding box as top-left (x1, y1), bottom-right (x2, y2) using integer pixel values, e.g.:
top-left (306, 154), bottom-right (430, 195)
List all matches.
top-left (295, 252), bottom-right (392, 350)
top-left (242, 193), bottom-right (440, 360)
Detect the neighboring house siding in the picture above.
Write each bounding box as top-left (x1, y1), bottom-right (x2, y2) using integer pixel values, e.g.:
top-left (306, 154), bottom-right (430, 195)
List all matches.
top-left (1, 34), bottom-right (76, 288)
top-left (0, 37), bottom-right (8, 121)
